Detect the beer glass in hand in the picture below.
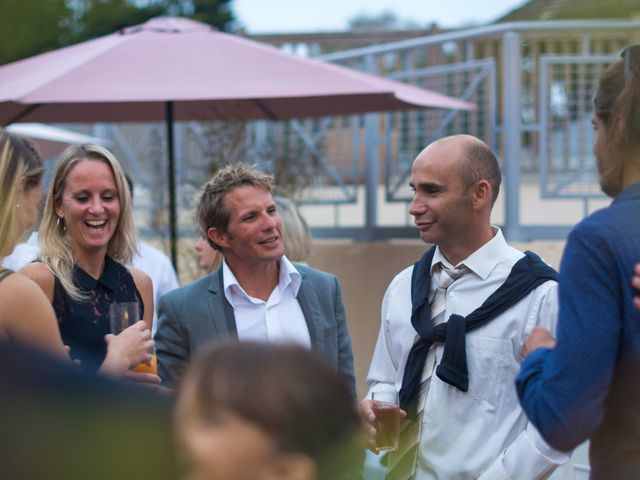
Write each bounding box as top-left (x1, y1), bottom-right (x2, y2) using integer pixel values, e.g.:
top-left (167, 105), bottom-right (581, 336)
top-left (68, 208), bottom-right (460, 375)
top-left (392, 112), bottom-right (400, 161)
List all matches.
top-left (371, 390), bottom-right (400, 451)
top-left (109, 302), bottom-right (157, 375)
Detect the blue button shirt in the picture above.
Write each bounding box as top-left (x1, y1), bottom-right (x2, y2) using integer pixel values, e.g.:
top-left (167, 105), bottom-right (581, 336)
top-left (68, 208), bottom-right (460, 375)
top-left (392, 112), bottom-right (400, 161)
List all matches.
top-left (517, 182), bottom-right (640, 479)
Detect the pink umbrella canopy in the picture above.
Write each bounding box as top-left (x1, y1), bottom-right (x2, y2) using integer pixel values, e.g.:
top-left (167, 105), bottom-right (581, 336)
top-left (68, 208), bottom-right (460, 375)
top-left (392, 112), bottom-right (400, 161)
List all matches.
top-left (0, 16), bottom-right (472, 124)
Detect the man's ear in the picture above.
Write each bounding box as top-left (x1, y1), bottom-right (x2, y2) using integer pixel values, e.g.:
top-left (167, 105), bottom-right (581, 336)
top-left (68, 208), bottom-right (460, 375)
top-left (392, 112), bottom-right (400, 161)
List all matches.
top-left (264, 453), bottom-right (316, 480)
top-left (207, 227), bottom-right (226, 249)
top-left (470, 179), bottom-right (492, 209)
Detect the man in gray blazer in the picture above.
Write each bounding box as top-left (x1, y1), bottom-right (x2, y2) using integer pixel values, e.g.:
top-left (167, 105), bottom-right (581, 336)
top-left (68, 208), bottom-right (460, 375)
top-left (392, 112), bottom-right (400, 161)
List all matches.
top-left (155, 164), bottom-right (355, 393)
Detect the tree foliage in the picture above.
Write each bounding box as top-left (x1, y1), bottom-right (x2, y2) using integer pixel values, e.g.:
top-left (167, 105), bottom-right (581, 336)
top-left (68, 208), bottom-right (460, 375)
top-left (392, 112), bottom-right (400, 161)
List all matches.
top-left (348, 10), bottom-right (422, 31)
top-left (0, 0), bottom-right (235, 65)
top-left (0, 0), bottom-right (71, 65)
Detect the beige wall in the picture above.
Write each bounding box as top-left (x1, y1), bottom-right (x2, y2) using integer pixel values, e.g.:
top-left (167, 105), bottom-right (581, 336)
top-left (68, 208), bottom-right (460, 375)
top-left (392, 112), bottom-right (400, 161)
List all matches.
top-left (307, 239), bottom-right (566, 399)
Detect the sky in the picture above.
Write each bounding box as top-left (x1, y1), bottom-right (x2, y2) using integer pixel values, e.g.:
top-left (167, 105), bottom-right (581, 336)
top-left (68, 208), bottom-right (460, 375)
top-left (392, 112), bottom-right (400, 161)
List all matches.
top-left (233, 0), bottom-right (529, 33)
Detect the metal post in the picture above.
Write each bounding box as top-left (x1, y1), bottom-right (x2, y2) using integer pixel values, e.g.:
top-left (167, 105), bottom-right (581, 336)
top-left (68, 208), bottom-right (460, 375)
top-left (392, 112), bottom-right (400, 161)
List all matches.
top-left (538, 58), bottom-right (550, 198)
top-left (502, 31), bottom-right (523, 241)
top-left (166, 101), bottom-right (178, 273)
top-left (253, 120), bottom-right (269, 169)
top-left (92, 123), bottom-right (110, 142)
top-left (364, 54), bottom-right (379, 240)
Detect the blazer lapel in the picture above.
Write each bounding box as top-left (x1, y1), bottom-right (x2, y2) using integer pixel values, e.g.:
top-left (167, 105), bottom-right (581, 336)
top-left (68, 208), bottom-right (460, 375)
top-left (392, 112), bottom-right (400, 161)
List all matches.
top-left (207, 267), bottom-right (238, 339)
top-left (297, 271), bottom-right (326, 355)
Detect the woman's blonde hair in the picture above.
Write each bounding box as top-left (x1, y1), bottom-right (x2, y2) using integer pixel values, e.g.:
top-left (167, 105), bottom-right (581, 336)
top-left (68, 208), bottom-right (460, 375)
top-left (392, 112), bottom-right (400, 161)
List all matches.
top-left (39, 144), bottom-right (136, 301)
top-left (275, 196), bottom-right (311, 262)
top-left (0, 132), bottom-right (43, 260)
top-left (204, 247), bottom-right (223, 275)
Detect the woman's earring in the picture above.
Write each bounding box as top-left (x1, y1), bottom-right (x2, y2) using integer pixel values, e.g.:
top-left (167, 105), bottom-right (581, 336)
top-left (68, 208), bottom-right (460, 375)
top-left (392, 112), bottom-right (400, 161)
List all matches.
top-left (56, 216), bottom-right (65, 232)
top-left (16, 203), bottom-right (20, 209)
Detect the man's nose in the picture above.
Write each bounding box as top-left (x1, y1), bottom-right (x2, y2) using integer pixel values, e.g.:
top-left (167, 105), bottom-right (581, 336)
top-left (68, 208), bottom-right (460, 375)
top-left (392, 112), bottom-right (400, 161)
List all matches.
top-left (262, 212), bottom-right (277, 230)
top-left (408, 196), bottom-right (424, 216)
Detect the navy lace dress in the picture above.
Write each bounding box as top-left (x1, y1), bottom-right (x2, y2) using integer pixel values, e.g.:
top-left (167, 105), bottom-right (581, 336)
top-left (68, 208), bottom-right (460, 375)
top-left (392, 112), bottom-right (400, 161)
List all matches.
top-left (53, 256), bottom-right (144, 372)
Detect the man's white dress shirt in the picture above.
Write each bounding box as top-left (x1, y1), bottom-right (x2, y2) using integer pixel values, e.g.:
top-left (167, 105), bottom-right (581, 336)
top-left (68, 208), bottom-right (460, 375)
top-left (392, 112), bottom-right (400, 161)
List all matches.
top-left (131, 240), bottom-right (180, 335)
top-left (367, 229), bottom-right (569, 479)
top-left (223, 256), bottom-right (311, 348)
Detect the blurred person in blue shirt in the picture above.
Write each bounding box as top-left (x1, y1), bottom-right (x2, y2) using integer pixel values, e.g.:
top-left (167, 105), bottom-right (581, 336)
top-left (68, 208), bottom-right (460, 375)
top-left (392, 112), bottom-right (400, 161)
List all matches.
top-left (517, 46), bottom-right (640, 479)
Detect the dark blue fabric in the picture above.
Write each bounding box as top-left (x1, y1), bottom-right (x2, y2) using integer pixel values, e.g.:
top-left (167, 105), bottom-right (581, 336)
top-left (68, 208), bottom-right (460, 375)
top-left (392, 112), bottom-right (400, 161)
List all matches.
top-left (399, 248), bottom-right (558, 414)
top-left (517, 182), bottom-right (640, 479)
top-left (53, 256), bottom-right (144, 372)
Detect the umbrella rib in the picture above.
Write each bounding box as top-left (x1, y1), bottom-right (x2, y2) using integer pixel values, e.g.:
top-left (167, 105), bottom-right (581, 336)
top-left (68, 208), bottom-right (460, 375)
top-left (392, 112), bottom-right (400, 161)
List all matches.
top-left (250, 100), bottom-right (278, 121)
top-left (5, 104), bottom-right (41, 126)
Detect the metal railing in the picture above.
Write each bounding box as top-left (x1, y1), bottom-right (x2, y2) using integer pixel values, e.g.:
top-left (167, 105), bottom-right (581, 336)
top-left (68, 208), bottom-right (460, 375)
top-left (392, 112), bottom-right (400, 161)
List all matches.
top-left (314, 20), bottom-right (639, 241)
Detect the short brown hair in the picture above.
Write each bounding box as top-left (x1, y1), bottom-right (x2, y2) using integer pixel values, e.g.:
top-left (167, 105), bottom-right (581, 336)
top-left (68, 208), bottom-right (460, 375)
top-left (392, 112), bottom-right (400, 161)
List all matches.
top-left (176, 342), bottom-right (365, 480)
top-left (196, 163), bottom-right (274, 250)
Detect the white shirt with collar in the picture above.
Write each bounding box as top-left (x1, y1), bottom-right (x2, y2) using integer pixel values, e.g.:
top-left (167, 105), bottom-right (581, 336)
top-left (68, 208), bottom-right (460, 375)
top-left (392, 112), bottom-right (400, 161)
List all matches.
top-left (130, 240), bottom-right (180, 336)
top-left (366, 228), bottom-right (569, 480)
top-left (222, 255), bottom-right (311, 348)
top-left (2, 231), bottom-right (39, 271)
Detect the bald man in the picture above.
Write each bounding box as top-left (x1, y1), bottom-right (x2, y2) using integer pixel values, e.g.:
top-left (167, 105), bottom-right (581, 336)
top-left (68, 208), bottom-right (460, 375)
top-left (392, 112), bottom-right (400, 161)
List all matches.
top-left (362, 135), bottom-right (568, 479)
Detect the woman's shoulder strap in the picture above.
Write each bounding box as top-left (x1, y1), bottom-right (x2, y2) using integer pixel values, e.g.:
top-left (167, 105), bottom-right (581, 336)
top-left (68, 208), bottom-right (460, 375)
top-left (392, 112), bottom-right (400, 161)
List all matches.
top-left (0, 268), bottom-right (14, 283)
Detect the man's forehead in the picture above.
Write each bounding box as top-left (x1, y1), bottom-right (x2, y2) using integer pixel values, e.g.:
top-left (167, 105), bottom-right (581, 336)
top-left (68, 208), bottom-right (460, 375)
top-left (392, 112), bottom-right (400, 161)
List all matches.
top-left (410, 149), bottom-right (466, 189)
top-left (409, 174), bottom-right (447, 191)
top-left (224, 185), bottom-right (273, 208)
top-left (412, 150), bottom-right (461, 174)
top-left (418, 137), bottom-right (466, 161)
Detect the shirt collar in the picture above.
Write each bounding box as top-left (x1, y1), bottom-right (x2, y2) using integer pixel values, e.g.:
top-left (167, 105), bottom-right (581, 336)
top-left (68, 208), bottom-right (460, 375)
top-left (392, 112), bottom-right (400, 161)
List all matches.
top-left (222, 256), bottom-right (302, 299)
top-left (73, 256), bottom-right (120, 291)
top-left (279, 255), bottom-right (302, 295)
top-left (430, 227), bottom-right (508, 280)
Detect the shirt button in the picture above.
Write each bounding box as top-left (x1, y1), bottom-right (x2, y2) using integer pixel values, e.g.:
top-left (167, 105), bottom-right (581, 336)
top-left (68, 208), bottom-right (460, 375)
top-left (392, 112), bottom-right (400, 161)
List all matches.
top-left (449, 292), bottom-right (455, 297)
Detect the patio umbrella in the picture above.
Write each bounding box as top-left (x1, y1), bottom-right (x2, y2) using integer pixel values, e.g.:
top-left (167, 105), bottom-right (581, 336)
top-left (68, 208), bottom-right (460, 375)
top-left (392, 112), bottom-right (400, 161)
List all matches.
top-left (5, 123), bottom-right (109, 157)
top-left (0, 16), bottom-right (473, 267)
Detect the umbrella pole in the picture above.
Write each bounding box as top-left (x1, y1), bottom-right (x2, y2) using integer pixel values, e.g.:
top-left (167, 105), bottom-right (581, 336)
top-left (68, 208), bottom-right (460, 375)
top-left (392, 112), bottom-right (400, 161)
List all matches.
top-left (166, 101), bottom-right (179, 274)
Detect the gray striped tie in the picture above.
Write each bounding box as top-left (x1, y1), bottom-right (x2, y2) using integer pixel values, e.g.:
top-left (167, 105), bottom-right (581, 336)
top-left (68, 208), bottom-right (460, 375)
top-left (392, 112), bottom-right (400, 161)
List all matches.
top-left (386, 265), bottom-right (467, 480)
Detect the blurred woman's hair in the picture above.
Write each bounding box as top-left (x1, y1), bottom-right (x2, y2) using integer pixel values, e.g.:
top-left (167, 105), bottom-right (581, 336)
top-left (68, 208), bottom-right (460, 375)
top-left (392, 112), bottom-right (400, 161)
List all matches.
top-left (0, 132), bottom-right (43, 260)
top-left (204, 247), bottom-right (223, 275)
top-left (177, 342), bottom-right (364, 480)
top-left (275, 196), bottom-right (311, 263)
top-left (39, 144), bottom-right (136, 301)
top-left (194, 234), bottom-right (223, 276)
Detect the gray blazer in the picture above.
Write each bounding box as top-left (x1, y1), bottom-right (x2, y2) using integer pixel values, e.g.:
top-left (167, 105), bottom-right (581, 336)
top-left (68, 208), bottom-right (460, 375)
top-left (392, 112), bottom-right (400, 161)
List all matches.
top-left (155, 264), bottom-right (355, 394)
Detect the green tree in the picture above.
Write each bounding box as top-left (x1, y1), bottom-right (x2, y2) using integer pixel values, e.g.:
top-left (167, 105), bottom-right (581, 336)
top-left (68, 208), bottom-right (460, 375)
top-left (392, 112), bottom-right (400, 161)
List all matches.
top-left (71, 0), bottom-right (235, 42)
top-left (0, 0), bottom-right (71, 65)
top-left (157, 0), bottom-right (235, 31)
top-left (0, 0), bottom-right (236, 65)
top-left (348, 10), bottom-right (421, 31)
top-left (69, 0), bottom-right (166, 43)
